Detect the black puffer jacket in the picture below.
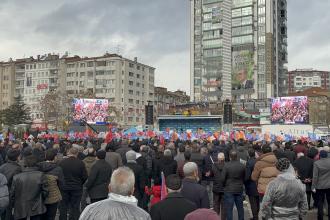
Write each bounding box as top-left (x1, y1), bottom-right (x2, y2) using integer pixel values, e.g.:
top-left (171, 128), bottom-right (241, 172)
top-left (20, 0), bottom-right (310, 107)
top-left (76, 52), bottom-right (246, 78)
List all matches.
top-left (220, 160), bottom-right (246, 193)
top-left (0, 161), bottom-right (22, 188)
top-left (212, 163), bottom-right (224, 193)
top-left (11, 167), bottom-right (48, 219)
top-left (38, 161), bottom-right (65, 188)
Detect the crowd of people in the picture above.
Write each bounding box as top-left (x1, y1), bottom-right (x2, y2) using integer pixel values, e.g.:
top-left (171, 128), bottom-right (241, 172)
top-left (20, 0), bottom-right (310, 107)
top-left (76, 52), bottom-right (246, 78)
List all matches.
top-left (0, 135), bottom-right (329, 220)
top-left (73, 99), bottom-right (108, 123)
top-left (271, 97), bottom-right (308, 124)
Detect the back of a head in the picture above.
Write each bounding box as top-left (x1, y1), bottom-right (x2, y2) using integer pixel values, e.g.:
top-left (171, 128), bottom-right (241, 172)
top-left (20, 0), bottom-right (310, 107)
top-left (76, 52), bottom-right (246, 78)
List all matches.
top-left (87, 147), bottom-right (95, 156)
top-left (262, 145), bottom-right (272, 154)
top-left (248, 148), bottom-right (255, 158)
top-left (68, 147), bottom-right (79, 157)
top-left (126, 150), bottom-right (136, 162)
top-left (164, 149), bottom-right (172, 157)
top-left (217, 152), bottom-right (225, 161)
top-left (179, 144), bottom-right (185, 153)
top-left (184, 151), bottom-right (191, 161)
top-left (45, 148), bottom-right (57, 161)
top-left (96, 150), bottom-right (106, 160)
top-left (184, 208), bottom-right (219, 220)
top-left (7, 148), bottom-right (21, 161)
top-left (24, 155), bottom-right (38, 167)
top-left (110, 167), bottom-right (135, 196)
top-left (229, 150), bottom-right (238, 161)
top-left (183, 162), bottom-right (198, 177)
top-left (166, 174), bottom-right (182, 192)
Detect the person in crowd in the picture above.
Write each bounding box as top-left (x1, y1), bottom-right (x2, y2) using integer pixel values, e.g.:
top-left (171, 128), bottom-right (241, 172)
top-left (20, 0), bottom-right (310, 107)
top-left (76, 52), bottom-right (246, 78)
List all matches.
top-left (150, 174), bottom-right (196, 220)
top-left (293, 152), bottom-right (314, 210)
top-left (184, 208), bottom-right (219, 220)
top-left (38, 148), bottom-right (65, 220)
top-left (158, 149), bottom-right (177, 178)
top-left (294, 140), bottom-right (308, 156)
top-left (125, 150), bottom-right (146, 209)
top-left (252, 145), bottom-right (279, 200)
top-left (140, 145), bottom-right (154, 186)
top-left (0, 173), bottom-right (9, 216)
top-left (32, 142), bottom-right (45, 163)
top-left (221, 150), bottom-right (246, 220)
top-left (177, 151), bottom-right (191, 179)
top-left (11, 155), bottom-right (48, 220)
top-left (85, 150), bottom-right (112, 203)
top-left (181, 162), bottom-right (210, 209)
top-left (245, 148), bottom-right (259, 220)
top-left (237, 141), bottom-right (249, 165)
top-left (260, 158), bottom-right (308, 220)
top-left (105, 143), bottom-right (123, 171)
top-left (283, 142), bottom-right (296, 163)
top-left (82, 148), bottom-right (96, 176)
top-left (312, 150), bottom-right (330, 220)
top-left (211, 152), bottom-right (225, 219)
top-left (59, 147), bottom-right (88, 220)
top-left (79, 167), bottom-right (151, 220)
top-left (115, 139), bottom-right (132, 164)
top-left (174, 144), bottom-right (186, 164)
top-left (190, 144), bottom-right (204, 181)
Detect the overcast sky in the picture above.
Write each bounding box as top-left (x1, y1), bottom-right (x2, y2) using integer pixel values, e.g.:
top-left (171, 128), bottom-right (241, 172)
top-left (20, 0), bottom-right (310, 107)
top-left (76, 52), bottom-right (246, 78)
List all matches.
top-left (0, 0), bottom-right (329, 94)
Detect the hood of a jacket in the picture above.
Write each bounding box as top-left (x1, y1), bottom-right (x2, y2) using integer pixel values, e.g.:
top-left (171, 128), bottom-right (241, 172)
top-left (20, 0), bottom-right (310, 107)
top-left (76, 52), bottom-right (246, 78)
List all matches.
top-left (83, 156), bottom-right (96, 163)
top-left (38, 161), bottom-right (58, 172)
top-left (258, 152), bottom-right (277, 164)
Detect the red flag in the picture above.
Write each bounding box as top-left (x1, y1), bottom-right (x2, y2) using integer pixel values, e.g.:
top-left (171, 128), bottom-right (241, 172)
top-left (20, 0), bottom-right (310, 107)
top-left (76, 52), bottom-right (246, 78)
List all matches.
top-left (105, 130), bottom-right (113, 144)
top-left (159, 135), bottom-right (165, 145)
top-left (160, 172), bottom-right (168, 200)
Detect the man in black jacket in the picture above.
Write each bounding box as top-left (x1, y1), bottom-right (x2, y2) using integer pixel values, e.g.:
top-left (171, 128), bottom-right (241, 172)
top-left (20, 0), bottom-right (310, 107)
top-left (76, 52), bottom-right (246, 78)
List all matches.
top-left (85, 150), bottom-right (112, 203)
top-left (11, 155), bottom-right (48, 220)
top-left (125, 150), bottom-right (146, 209)
top-left (181, 162), bottom-right (210, 208)
top-left (212, 152), bottom-right (225, 219)
top-left (221, 150), bottom-right (246, 220)
top-left (0, 148), bottom-right (22, 220)
top-left (59, 147), bottom-right (88, 220)
top-left (150, 174), bottom-right (196, 220)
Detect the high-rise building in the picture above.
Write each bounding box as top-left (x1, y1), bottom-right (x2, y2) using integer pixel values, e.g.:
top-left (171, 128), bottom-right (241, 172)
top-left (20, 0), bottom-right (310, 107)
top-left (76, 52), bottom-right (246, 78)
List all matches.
top-left (288, 69), bottom-right (330, 93)
top-left (190, 0), bottom-right (288, 101)
top-left (0, 61), bottom-right (16, 110)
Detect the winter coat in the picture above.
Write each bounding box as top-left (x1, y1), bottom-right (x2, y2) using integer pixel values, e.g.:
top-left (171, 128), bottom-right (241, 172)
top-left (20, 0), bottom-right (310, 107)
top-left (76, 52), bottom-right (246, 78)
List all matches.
top-left (79, 193), bottom-right (151, 220)
top-left (260, 171), bottom-right (308, 220)
top-left (0, 161), bottom-right (22, 188)
top-left (38, 161), bottom-right (64, 204)
top-left (202, 154), bottom-right (216, 181)
top-left (293, 156), bottom-right (313, 191)
top-left (177, 160), bottom-right (188, 179)
top-left (212, 163), bottom-right (224, 193)
top-left (181, 178), bottom-right (210, 209)
top-left (251, 152), bottom-right (279, 194)
top-left (145, 185), bottom-right (161, 206)
top-left (245, 157), bottom-right (258, 196)
top-left (154, 156), bottom-right (177, 183)
top-left (85, 159), bottom-right (112, 199)
top-left (11, 167), bottom-right (48, 220)
top-left (126, 162), bottom-right (146, 201)
top-left (220, 160), bottom-right (246, 193)
top-left (150, 192), bottom-right (197, 220)
top-left (115, 145), bottom-right (131, 164)
top-left (237, 145), bottom-right (249, 164)
top-left (82, 156), bottom-right (96, 176)
top-left (0, 173), bottom-right (9, 210)
top-left (312, 157), bottom-right (330, 190)
top-left (59, 156), bottom-right (88, 191)
top-left (105, 151), bottom-right (122, 171)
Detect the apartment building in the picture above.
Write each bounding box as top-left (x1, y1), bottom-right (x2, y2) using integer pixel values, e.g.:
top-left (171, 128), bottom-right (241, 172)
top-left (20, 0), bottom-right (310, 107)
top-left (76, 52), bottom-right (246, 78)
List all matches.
top-left (0, 61), bottom-right (15, 110)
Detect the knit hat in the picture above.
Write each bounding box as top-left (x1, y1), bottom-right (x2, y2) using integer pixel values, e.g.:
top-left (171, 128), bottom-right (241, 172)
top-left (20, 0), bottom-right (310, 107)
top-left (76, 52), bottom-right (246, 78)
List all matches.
top-left (276, 158), bottom-right (290, 172)
top-left (319, 150), bottom-right (328, 159)
top-left (126, 150), bottom-right (136, 162)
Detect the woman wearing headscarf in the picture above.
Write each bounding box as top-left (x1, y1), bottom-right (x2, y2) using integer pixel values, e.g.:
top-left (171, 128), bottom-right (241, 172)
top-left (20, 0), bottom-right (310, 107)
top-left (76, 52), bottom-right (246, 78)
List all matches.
top-left (260, 158), bottom-right (308, 220)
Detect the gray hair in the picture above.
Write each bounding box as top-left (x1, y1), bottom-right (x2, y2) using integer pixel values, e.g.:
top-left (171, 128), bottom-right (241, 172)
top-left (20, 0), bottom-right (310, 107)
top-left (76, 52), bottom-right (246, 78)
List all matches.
top-left (218, 152), bottom-right (225, 161)
top-left (164, 149), bottom-right (172, 157)
top-left (110, 167), bottom-right (135, 196)
top-left (297, 152), bottom-right (304, 158)
top-left (183, 162), bottom-right (198, 177)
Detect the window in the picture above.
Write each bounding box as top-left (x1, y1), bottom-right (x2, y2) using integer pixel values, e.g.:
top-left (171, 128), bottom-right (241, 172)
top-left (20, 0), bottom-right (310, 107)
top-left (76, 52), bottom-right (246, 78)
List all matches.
top-left (129, 90), bottom-right (134, 95)
top-left (67, 72), bottom-right (74, 77)
top-left (96, 70), bottom-right (104, 75)
top-left (129, 81), bottom-right (134, 86)
top-left (136, 100), bottom-right (139, 104)
top-left (87, 61), bottom-right (94, 67)
top-left (258, 7), bottom-right (265, 15)
top-left (258, 35), bottom-right (265, 44)
top-left (129, 72), bottom-right (134, 77)
top-left (106, 70), bottom-right (115, 75)
top-left (136, 91), bottom-right (140, 96)
top-left (136, 74), bottom-right (140, 79)
top-left (203, 39), bottom-right (222, 48)
top-left (137, 66), bottom-right (140, 70)
top-left (232, 26), bottom-right (253, 36)
top-left (232, 35), bottom-right (253, 45)
top-left (258, 0), bottom-right (265, 5)
top-left (129, 63), bottom-right (134, 68)
top-left (67, 64), bottom-right (75, 68)
top-left (106, 61), bottom-right (115, 66)
top-left (136, 82), bottom-right (140, 87)
top-left (258, 17), bottom-right (265, 24)
top-left (128, 99), bottom-right (134, 104)
top-left (87, 71), bottom-right (94, 78)
top-left (80, 72), bottom-right (85, 77)
top-left (96, 61), bottom-right (106, 66)
top-left (80, 63), bottom-right (86, 68)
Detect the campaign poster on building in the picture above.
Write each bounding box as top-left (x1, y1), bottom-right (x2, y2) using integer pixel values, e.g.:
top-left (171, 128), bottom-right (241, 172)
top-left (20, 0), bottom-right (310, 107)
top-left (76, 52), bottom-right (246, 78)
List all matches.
top-left (232, 50), bottom-right (255, 94)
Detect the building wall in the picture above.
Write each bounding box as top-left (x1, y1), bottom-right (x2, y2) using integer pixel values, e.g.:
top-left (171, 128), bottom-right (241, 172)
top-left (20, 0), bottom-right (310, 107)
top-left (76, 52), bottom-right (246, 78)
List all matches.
top-left (0, 62), bottom-right (15, 110)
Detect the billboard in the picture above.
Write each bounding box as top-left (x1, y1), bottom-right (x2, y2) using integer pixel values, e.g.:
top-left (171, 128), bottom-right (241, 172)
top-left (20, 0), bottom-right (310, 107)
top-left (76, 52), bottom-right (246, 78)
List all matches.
top-left (72, 98), bottom-right (109, 124)
top-left (232, 50), bottom-right (255, 94)
top-left (271, 96), bottom-right (309, 124)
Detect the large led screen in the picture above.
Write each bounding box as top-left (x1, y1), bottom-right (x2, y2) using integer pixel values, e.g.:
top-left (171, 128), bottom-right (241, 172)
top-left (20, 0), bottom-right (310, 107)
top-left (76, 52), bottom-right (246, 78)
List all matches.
top-left (72, 98), bottom-right (109, 124)
top-left (271, 96), bottom-right (309, 124)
